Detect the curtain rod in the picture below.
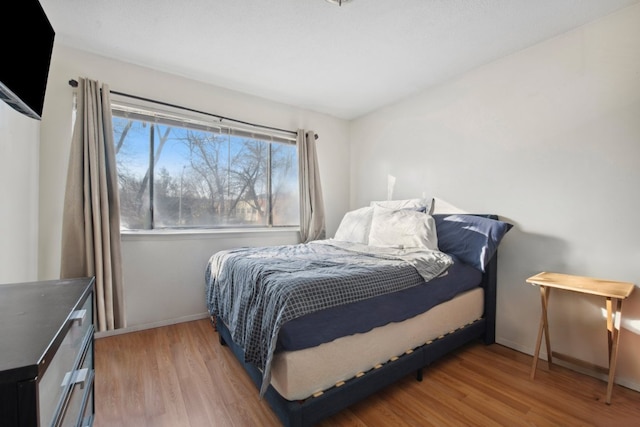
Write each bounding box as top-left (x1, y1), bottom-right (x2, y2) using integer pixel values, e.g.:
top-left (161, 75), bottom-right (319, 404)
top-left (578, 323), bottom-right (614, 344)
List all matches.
top-left (68, 79), bottom-right (318, 140)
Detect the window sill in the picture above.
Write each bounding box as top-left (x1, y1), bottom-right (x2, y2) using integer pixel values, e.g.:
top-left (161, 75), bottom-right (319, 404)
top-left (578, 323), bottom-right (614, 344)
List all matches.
top-left (120, 227), bottom-right (301, 241)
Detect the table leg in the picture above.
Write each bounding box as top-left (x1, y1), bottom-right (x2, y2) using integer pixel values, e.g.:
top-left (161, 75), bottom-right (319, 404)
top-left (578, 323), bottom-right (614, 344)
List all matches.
top-left (531, 286), bottom-right (551, 379)
top-left (606, 298), bottom-right (613, 364)
top-left (605, 298), bottom-right (624, 404)
top-left (542, 286), bottom-right (552, 366)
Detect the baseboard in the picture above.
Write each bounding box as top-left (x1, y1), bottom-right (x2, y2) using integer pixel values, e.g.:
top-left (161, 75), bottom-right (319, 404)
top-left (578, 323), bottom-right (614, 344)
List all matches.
top-left (496, 337), bottom-right (532, 356)
top-left (94, 312), bottom-right (210, 339)
top-left (496, 337), bottom-right (640, 393)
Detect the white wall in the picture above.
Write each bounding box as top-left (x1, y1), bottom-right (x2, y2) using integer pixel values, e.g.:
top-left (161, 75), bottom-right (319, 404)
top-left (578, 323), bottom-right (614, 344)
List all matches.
top-left (39, 45), bottom-right (350, 331)
top-left (350, 5), bottom-right (640, 391)
top-left (0, 102), bottom-right (39, 284)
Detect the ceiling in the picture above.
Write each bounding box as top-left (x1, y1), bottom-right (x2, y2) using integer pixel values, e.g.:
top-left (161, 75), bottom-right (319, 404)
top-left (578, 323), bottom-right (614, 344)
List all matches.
top-left (39, 0), bottom-right (640, 120)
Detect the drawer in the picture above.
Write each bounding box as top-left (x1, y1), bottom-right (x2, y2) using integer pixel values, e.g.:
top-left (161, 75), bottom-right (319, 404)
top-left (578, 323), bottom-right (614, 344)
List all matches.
top-left (38, 294), bottom-right (93, 427)
top-left (57, 340), bottom-right (94, 427)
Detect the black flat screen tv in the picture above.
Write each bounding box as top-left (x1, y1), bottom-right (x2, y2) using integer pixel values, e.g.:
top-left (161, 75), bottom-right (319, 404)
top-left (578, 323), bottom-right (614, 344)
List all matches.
top-left (0, 0), bottom-right (55, 120)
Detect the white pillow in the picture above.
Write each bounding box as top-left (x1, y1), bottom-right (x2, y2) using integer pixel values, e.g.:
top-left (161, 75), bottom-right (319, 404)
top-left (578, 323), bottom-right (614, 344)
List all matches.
top-left (333, 206), bottom-right (374, 244)
top-left (370, 197), bottom-right (434, 214)
top-left (368, 206), bottom-right (438, 250)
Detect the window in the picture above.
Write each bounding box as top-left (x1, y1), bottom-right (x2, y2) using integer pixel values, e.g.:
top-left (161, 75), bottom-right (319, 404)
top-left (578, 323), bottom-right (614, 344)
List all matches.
top-left (112, 99), bottom-right (299, 230)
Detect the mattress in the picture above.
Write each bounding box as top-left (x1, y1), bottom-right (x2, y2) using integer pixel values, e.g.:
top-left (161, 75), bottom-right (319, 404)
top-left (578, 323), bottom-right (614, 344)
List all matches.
top-left (277, 256), bottom-right (482, 351)
top-left (269, 286), bottom-right (484, 400)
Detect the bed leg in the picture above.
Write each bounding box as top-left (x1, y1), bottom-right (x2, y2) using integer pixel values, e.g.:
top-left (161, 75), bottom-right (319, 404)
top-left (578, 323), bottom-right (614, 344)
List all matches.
top-left (210, 315), bottom-right (217, 331)
top-left (210, 315), bottom-right (227, 346)
top-left (416, 368), bottom-right (423, 382)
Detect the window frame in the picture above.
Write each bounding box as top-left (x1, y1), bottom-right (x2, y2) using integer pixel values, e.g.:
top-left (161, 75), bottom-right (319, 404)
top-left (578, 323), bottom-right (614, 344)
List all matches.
top-left (110, 96), bottom-right (300, 233)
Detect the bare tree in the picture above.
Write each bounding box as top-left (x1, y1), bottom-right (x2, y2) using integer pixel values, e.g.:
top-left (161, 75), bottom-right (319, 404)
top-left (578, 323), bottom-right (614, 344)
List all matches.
top-left (114, 120), bottom-right (132, 154)
top-left (114, 116), bottom-right (297, 228)
top-left (113, 119), bottom-right (172, 228)
top-left (227, 139), bottom-right (266, 219)
top-left (183, 131), bottom-right (229, 220)
top-left (135, 124), bottom-right (171, 201)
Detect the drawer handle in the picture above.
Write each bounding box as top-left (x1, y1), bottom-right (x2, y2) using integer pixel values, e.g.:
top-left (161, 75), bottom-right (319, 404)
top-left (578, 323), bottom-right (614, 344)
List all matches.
top-left (70, 309), bottom-right (87, 326)
top-left (61, 368), bottom-right (90, 389)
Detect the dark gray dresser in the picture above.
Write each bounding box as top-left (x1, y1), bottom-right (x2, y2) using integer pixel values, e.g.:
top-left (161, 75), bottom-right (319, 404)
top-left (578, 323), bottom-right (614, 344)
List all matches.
top-left (0, 277), bottom-right (95, 427)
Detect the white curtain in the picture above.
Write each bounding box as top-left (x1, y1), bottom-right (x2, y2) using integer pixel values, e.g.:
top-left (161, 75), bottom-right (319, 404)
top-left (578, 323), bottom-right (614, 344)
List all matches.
top-left (297, 129), bottom-right (326, 242)
top-left (60, 77), bottom-right (125, 332)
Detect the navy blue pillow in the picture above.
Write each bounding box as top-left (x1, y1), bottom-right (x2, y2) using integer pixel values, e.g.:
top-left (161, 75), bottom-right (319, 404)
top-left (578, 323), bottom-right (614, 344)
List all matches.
top-left (433, 214), bottom-right (513, 272)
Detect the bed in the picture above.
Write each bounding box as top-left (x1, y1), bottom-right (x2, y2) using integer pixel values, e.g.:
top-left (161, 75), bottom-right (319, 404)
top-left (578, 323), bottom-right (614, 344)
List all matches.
top-left (205, 199), bottom-right (512, 426)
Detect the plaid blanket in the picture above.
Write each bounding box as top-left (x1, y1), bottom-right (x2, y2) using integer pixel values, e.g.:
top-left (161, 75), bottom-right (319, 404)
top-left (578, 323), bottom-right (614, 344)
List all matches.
top-left (205, 240), bottom-right (452, 396)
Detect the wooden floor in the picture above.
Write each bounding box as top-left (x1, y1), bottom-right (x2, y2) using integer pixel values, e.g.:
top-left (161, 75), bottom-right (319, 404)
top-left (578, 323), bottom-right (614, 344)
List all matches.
top-left (94, 319), bottom-right (640, 427)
